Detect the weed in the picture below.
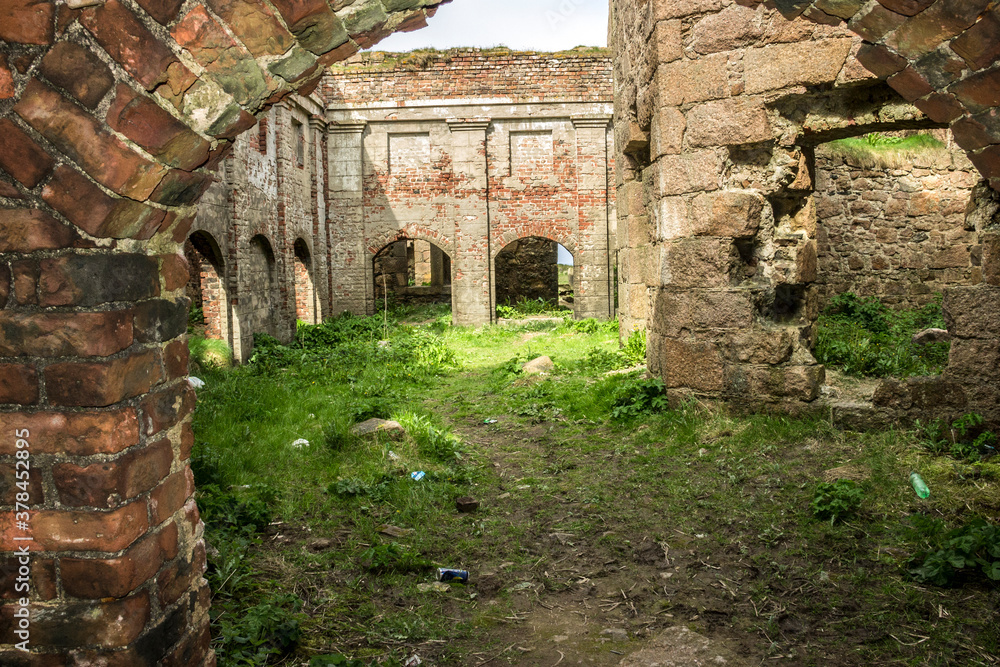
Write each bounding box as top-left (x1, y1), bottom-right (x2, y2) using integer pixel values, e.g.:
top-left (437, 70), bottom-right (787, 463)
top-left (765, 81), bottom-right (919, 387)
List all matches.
top-left (497, 296), bottom-right (568, 319)
top-left (907, 517), bottom-right (1000, 586)
top-left (189, 335), bottom-right (233, 369)
top-left (815, 292), bottom-right (949, 377)
top-left (581, 345), bottom-right (626, 371)
top-left (917, 412), bottom-right (998, 463)
top-left (621, 328), bottom-right (646, 365)
top-left (329, 476), bottom-right (389, 499)
top-left (310, 656), bottom-right (391, 667)
top-left (197, 483), bottom-right (276, 537)
top-left (360, 543), bottom-right (433, 574)
top-left (810, 480), bottom-right (863, 524)
top-left (395, 412), bottom-right (463, 462)
top-left (559, 317), bottom-right (618, 335)
top-left (609, 374), bottom-right (668, 420)
top-left (213, 593), bottom-right (305, 665)
top-left (189, 303), bottom-right (205, 329)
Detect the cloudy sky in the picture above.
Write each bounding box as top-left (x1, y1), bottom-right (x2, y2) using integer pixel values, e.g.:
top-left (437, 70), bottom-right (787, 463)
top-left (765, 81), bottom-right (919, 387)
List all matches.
top-left (374, 0), bottom-right (609, 52)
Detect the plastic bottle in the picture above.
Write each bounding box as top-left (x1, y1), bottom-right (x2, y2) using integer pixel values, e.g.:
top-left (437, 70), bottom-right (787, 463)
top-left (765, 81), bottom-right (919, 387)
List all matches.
top-left (909, 472), bottom-right (930, 499)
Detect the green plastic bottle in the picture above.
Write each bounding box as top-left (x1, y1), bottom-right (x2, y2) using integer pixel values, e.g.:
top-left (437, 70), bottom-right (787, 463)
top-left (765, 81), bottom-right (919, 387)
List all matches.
top-left (910, 472), bottom-right (930, 499)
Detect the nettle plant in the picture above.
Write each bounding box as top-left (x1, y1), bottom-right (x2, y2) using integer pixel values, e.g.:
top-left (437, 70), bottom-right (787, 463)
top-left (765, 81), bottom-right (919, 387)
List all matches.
top-left (810, 480), bottom-right (863, 525)
top-left (917, 413), bottom-right (998, 463)
top-left (906, 516), bottom-right (1000, 586)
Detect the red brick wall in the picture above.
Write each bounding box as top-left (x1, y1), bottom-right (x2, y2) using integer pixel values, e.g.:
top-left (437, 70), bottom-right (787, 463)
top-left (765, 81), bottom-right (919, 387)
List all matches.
top-left (324, 48), bottom-right (613, 104)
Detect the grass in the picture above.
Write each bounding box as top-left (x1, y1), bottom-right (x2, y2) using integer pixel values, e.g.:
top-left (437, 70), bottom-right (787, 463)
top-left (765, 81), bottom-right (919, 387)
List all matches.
top-left (822, 132), bottom-right (948, 169)
top-left (495, 296), bottom-right (570, 319)
top-left (191, 305), bottom-right (999, 666)
top-left (189, 335), bottom-right (234, 370)
top-left (815, 292), bottom-right (950, 377)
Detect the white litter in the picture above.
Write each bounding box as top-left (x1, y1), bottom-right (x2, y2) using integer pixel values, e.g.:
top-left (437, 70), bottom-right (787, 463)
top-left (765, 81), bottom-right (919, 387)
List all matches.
top-left (188, 377), bottom-right (206, 389)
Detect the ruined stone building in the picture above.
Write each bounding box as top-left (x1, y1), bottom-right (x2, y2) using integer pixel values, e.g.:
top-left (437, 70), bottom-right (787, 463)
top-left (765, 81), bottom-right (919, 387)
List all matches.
top-left (611, 0), bottom-right (1000, 428)
top-left (1, 0), bottom-right (999, 664)
top-left (187, 48), bottom-right (615, 360)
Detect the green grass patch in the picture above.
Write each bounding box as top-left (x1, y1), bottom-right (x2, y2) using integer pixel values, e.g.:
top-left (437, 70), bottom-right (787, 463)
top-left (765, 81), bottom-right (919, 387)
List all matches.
top-left (192, 304), bottom-right (998, 666)
top-left (189, 335), bottom-right (233, 370)
top-left (823, 132), bottom-right (948, 169)
top-left (815, 292), bottom-right (950, 377)
top-left (496, 296), bottom-right (570, 319)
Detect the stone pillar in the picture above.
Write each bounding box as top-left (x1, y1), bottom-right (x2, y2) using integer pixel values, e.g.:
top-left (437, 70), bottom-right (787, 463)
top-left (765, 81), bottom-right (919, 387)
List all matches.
top-left (936, 186), bottom-right (1000, 425)
top-left (327, 121), bottom-right (369, 316)
top-left (447, 119), bottom-right (492, 326)
top-left (310, 115), bottom-right (330, 320)
top-left (572, 116), bottom-right (614, 320)
top-left (412, 240), bottom-right (432, 285)
top-left (429, 244), bottom-right (446, 287)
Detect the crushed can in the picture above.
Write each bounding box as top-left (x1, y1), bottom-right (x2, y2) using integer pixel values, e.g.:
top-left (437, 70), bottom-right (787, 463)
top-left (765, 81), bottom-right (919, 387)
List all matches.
top-left (438, 568), bottom-right (469, 584)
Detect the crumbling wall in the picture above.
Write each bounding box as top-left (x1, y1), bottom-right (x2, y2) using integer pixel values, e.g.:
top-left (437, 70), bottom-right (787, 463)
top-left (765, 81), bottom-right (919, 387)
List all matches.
top-left (325, 49), bottom-right (616, 324)
top-left (611, 0), bottom-right (1000, 425)
top-left (815, 133), bottom-right (980, 308)
top-left (324, 48), bottom-right (613, 103)
top-left (188, 98), bottom-right (328, 360)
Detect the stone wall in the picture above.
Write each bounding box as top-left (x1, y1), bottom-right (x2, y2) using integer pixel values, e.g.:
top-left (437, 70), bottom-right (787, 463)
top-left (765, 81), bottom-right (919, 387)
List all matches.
top-left (323, 48), bottom-right (613, 104)
top-left (611, 0), bottom-right (1000, 424)
top-left (814, 131), bottom-right (980, 308)
top-left (189, 95), bottom-right (328, 360)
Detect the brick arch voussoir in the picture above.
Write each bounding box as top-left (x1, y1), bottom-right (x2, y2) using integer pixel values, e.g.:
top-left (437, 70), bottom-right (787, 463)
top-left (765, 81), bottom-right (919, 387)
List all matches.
top-left (368, 225), bottom-right (456, 259)
top-left (750, 0), bottom-right (1000, 191)
top-left (0, 0), bottom-right (453, 248)
top-left (0, 2), bottom-right (450, 665)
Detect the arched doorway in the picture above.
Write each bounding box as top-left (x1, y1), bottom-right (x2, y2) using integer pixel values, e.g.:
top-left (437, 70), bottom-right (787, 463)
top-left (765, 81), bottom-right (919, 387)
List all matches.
top-left (493, 236), bottom-right (574, 318)
top-left (184, 230), bottom-right (231, 346)
top-left (372, 238), bottom-right (452, 310)
top-left (293, 238), bottom-right (318, 325)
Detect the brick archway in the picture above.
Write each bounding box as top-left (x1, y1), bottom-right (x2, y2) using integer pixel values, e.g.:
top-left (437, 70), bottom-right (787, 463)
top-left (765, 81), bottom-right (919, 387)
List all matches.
top-left (185, 229), bottom-right (232, 345)
top-left (369, 232), bottom-right (454, 313)
top-left (611, 0), bottom-right (1000, 423)
top-left (0, 2), bottom-right (449, 664)
top-left (293, 238), bottom-right (318, 324)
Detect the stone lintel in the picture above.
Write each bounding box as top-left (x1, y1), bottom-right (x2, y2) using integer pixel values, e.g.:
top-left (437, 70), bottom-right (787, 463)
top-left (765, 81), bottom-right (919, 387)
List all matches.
top-left (327, 120), bottom-right (367, 134)
top-left (571, 115), bottom-right (612, 129)
top-left (447, 118), bottom-right (491, 132)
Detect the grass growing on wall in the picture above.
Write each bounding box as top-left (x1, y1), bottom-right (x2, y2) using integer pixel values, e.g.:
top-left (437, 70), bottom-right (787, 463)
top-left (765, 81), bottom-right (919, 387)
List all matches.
top-left (823, 132), bottom-right (948, 169)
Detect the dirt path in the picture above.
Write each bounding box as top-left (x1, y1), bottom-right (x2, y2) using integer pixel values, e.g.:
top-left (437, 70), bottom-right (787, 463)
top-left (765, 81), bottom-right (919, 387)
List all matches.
top-left (432, 413), bottom-right (759, 667)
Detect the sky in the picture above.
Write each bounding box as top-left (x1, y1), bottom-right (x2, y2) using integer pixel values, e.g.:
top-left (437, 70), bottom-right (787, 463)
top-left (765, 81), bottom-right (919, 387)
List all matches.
top-left (373, 0), bottom-right (609, 52)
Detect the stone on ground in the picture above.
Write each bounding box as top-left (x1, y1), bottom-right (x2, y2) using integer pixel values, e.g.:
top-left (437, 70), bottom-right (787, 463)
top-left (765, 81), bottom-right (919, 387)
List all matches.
top-left (618, 626), bottom-right (748, 666)
top-left (351, 418), bottom-right (405, 440)
top-left (912, 328), bottom-right (951, 345)
top-left (523, 355), bottom-right (554, 374)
